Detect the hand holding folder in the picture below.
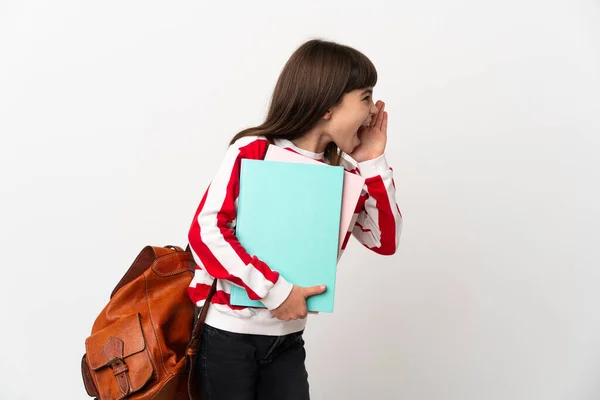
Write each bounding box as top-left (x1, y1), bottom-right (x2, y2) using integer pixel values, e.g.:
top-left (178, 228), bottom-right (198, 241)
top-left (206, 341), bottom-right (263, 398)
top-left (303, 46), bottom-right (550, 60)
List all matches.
top-left (270, 284), bottom-right (327, 320)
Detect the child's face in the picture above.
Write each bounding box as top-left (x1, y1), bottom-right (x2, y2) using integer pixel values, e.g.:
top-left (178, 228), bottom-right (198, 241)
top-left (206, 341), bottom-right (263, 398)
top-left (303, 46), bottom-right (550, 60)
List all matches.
top-left (327, 88), bottom-right (378, 154)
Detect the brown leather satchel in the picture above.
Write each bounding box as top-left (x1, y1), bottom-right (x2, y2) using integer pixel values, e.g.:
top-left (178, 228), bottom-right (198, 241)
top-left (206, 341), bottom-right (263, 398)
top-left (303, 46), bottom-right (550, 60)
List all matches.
top-left (81, 245), bottom-right (216, 399)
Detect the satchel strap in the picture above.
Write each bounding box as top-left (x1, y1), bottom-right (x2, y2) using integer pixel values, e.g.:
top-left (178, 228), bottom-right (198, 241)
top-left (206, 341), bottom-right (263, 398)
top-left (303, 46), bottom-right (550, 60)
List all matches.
top-left (184, 243), bottom-right (217, 352)
top-left (185, 243), bottom-right (218, 399)
top-left (187, 280), bottom-right (217, 356)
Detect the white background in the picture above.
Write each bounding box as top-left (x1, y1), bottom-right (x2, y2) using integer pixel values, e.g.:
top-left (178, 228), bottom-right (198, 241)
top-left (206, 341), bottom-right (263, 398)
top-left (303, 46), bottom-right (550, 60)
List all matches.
top-left (1, 1), bottom-right (599, 399)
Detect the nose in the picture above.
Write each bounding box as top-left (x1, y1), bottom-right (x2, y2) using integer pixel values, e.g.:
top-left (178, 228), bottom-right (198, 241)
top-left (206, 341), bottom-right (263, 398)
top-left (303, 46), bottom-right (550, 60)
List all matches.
top-left (370, 102), bottom-right (378, 115)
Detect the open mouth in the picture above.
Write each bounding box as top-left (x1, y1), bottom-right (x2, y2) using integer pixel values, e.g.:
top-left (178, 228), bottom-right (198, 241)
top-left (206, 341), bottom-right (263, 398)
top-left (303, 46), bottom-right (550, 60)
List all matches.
top-left (354, 120), bottom-right (371, 136)
top-left (357, 122), bottom-right (369, 133)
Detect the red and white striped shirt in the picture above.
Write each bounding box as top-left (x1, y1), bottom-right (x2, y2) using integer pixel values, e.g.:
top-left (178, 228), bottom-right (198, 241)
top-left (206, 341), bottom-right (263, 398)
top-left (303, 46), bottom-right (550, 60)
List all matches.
top-left (187, 136), bottom-right (402, 335)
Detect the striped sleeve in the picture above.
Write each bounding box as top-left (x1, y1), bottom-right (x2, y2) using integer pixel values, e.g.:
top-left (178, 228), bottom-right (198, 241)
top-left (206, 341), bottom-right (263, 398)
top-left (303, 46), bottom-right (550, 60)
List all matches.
top-left (187, 136), bottom-right (293, 310)
top-left (349, 154), bottom-right (402, 255)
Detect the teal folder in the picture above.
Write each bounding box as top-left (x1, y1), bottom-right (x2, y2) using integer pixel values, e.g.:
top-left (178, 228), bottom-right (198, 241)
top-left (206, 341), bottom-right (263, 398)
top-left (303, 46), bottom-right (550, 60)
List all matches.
top-left (229, 159), bottom-right (344, 312)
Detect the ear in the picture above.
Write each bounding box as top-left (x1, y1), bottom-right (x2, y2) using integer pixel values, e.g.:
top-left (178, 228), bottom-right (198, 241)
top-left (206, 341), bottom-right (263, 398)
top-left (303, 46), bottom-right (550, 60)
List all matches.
top-left (322, 109), bottom-right (333, 120)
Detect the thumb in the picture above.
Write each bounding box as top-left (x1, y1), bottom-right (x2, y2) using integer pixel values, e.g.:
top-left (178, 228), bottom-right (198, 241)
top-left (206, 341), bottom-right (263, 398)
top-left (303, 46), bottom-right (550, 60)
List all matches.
top-left (302, 285), bottom-right (326, 298)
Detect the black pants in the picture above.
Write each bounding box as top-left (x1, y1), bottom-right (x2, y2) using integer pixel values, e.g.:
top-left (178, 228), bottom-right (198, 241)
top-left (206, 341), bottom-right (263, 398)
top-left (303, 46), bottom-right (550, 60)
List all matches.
top-left (196, 323), bottom-right (310, 400)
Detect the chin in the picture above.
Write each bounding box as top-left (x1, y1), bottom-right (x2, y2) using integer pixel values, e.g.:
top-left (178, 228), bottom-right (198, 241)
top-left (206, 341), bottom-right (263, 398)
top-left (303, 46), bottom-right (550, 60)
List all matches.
top-left (340, 144), bottom-right (356, 155)
top-left (342, 147), bottom-right (357, 157)
top-left (333, 138), bottom-right (359, 155)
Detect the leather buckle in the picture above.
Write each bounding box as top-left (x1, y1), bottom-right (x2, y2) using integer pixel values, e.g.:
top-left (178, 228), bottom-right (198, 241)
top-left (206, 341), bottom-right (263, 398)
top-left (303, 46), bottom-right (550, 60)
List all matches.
top-left (107, 357), bottom-right (130, 395)
top-left (108, 357), bottom-right (129, 375)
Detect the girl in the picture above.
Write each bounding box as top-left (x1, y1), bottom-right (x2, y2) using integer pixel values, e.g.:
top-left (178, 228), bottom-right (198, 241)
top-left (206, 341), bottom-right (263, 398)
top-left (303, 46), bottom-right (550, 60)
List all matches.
top-left (187, 39), bottom-right (402, 399)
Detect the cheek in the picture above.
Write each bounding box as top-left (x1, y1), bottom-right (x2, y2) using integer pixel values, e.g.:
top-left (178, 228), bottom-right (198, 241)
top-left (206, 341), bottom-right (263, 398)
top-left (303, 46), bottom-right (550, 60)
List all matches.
top-left (362, 106), bottom-right (371, 122)
top-left (343, 112), bottom-right (365, 131)
top-left (355, 107), bottom-right (370, 126)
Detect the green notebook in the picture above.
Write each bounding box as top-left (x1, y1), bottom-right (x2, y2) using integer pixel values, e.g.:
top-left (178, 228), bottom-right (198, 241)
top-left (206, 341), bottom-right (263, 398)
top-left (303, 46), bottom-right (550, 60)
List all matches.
top-left (229, 159), bottom-right (344, 312)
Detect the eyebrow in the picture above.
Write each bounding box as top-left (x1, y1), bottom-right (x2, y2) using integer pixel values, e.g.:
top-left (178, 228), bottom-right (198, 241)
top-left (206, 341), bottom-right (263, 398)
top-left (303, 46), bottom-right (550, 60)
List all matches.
top-left (362, 89), bottom-right (373, 95)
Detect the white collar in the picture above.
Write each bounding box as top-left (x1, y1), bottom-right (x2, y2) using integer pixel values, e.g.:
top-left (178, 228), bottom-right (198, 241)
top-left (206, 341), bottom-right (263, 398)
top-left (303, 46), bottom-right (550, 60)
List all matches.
top-left (273, 138), bottom-right (325, 161)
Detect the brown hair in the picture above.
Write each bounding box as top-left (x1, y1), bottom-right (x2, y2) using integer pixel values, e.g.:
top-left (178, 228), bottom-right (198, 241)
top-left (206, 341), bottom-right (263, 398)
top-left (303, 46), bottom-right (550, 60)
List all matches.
top-left (229, 39), bottom-right (377, 165)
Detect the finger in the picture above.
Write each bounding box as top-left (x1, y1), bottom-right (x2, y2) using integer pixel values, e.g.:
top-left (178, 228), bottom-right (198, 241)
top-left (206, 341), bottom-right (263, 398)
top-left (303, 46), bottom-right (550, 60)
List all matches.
top-left (375, 99), bottom-right (383, 113)
top-left (370, 101), bottom-right (383, 127)
top-left (368, 101), bottom-right (379, 128)
top-left (381, 111), bottom-right (388, 132)
top-left (303, 285), bottom-right (327, 298)
top-left (376, 102), bottom-right (385, 129)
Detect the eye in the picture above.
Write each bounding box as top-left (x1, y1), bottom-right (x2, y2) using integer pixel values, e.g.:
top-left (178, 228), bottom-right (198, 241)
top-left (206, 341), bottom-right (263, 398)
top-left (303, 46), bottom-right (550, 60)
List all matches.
top-left (363, 96), bottom-right (371, 102)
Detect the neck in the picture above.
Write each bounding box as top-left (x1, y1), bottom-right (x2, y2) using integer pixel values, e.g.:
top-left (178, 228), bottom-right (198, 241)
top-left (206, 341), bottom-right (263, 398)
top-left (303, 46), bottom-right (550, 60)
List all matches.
top-left (290, 129), bottom-right (331, 154)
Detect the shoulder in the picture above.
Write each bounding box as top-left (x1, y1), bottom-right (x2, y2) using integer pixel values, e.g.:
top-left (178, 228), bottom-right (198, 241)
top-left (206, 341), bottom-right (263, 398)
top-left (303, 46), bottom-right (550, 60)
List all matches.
top-left (227, 135), bottom-right (270, 160)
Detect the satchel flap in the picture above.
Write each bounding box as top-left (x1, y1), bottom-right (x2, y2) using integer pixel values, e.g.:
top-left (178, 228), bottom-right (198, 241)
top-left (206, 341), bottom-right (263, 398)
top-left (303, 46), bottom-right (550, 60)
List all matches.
top-left (85, 313), bottom-right (146, 370)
